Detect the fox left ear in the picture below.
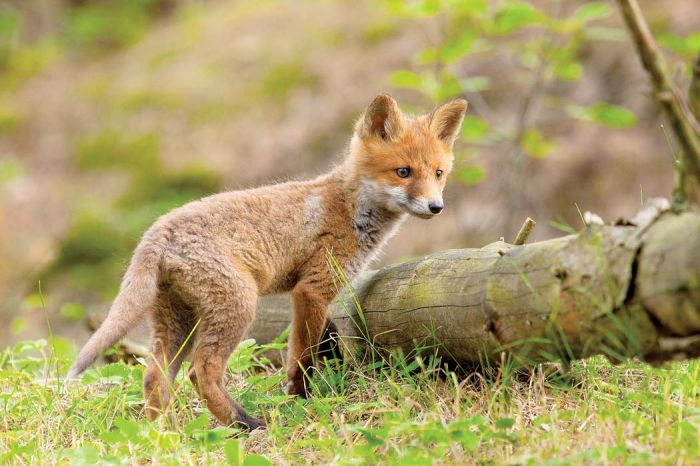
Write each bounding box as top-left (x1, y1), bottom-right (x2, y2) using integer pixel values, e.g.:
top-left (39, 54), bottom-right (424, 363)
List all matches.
top-left (358, 94), bottom-right (405, 141)
top-left (429, 99), bottom-right (468, 146)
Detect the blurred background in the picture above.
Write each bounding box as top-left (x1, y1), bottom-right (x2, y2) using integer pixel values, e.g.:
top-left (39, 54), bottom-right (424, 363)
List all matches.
top-left (0, 0), bottom-right (698, 350)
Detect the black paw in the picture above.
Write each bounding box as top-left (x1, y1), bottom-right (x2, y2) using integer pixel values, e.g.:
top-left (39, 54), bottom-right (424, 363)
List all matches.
top-left (235, 413), bottom-right (266, 431)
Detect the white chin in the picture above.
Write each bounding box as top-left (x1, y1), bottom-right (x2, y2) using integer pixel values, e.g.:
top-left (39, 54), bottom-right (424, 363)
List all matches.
top-left (404, 208), bottom-right (434, 219)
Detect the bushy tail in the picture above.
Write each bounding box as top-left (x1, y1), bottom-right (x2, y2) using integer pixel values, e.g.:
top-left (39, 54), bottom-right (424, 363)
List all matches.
top-left (67, 241), bottom-right (163, 378)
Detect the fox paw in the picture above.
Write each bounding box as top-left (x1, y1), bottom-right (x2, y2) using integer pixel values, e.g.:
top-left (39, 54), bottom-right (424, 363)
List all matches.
top-left (285, 376), bottom-right (310, 398)
top-left (234, 414), bottom-right (266, 431)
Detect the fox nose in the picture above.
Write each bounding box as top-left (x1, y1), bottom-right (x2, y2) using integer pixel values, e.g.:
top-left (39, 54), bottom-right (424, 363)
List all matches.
top-left (428, 200), bottom-right (444, 214)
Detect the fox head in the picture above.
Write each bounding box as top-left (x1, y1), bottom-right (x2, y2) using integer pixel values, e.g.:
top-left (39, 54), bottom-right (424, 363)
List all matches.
top-left (350, 94), bottom-right (468, 219)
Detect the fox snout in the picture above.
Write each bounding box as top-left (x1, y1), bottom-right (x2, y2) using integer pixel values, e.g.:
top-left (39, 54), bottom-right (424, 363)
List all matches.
top-left (377, 183), bottom-right (444, 219)
top-left (405, 196), bottom-right (444, 219)
top-left (428, 200), bottom-right (443, 214)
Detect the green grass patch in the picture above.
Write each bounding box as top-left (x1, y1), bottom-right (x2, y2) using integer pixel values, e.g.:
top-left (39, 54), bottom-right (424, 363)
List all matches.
top-left (2, 336), bottom-right (700, 464)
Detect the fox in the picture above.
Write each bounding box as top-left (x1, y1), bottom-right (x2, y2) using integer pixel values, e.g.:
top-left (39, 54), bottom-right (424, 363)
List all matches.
top-left (67, 94), bottom-right (468, 429)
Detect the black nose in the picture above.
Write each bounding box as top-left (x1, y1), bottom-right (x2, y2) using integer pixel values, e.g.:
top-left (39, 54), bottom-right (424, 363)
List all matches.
top-left (428, 201), bottom-right (444, 214)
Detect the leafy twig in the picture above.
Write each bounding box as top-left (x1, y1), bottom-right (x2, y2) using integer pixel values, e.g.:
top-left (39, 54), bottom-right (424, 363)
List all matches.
top-left (690, 54), bottom-right (700, 123)
top-left (615, 0), bottom-right (700, 189)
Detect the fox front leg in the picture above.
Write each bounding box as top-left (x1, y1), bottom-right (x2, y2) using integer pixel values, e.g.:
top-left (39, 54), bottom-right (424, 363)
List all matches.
top-left (286, 281), bottom-right (333, 397)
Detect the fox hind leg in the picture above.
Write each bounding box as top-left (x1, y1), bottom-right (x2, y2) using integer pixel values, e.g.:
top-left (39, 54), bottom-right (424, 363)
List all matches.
top-left (143, 293), bottom-right (195, 420)
top-left (176, 264), bottom-right (264, 430)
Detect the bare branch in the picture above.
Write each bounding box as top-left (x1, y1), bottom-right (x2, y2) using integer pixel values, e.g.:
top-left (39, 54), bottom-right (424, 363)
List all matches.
top-left (513, 217), bottom-right (536, 245)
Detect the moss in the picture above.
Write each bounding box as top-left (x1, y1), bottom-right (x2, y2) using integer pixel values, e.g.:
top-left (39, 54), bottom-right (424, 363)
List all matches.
top-left (0, 39), bottom-right (61, 93)
top-left (117, 163), bottom-right (221, 208)
top-left (78, 77), bottom-right (110, 101)
top-left (0, 157), bottom-right (23, 185)
top-left (121, 89), bottom-right (183, 111)
top-left (187, 98), bottom-right (246, 125)
top-left (53, 209), bottom-right (129, 269)
top-left (65, 0), bottom-right (155, 53)
top-left (0, 106), bottom-right (19, 135)
top-left (304, 111), bottom-right (358, 161)
top-left (258, 59), bottom-right (320, 100)
top-left (147, 46), bottom-right (185, 70)
top-left (55, 126), bottom-right (223, 295)
top-left (316, 29), bottom-right (345, 47)
top-left (362, 21), bottom-right (399, 46)
top-left (74, 130), bottom-right (161, 175)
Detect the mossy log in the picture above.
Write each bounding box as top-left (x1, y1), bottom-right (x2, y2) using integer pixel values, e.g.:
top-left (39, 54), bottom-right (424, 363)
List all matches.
top-left (101, 203), bottom-right (700, 367)
top-left (250, 204), bottom-right (700, 366)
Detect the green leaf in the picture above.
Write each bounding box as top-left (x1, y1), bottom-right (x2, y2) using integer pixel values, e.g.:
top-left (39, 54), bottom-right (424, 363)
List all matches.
top-left (493, 4), bottom-right (544, 34)
top-left (416, 47), bottom-right (438, 64)
top-left (553, 60), bottom-right (582, 82)
top-left (459, 76), bottom-right (490, 92)
top-left (495, 417), bottom-right (516, 429)
top-left (113, 418), bottom-right (141, 441)
top-left (243, 455), bottom-right (272, 466)
top-left (95, 363), bottom-right (132, 380)
top-left (22, 293), bottom-right (44, 310)
top-left (156, 431), bottom-right (180, 451)
top-left (456, 165), bottom-right (485, 185)
top-left (184, 414), bottom-right (210, 435)
top-left (225, 439), bottom-right (243, 466)
top-left (10, 317), bottom-right (27, 335)
top-left (658, 32), bottom-right (691, 56)
top-left (419, 0), bottom-right (440, 16)
top-left (59, 302), bottom-right (87, 321)
top-left (521, 129), bottom-right (553, 158)
top-left (48, 336), bottom-right (77, 360)
top-left (389, 70), bottom-right (423, 90)
top-left (98, 430), bottom-right (125, 443)
top-left (439, 31), bottom-right (476, 63)
top-left (12, 339), bottom-right (47, 355)
top-left (688, 33), bottom-right (700, 53)
top-left (452, 0), bottom-right (488, 16)
top-left (454, 430), bottom-right (480, 451)
top-left (574, 2), bottom-right (611, 23)
top-left (61, 445), bottom-right (100, 466)
top-left (461, 115), bottom-right (489, 142)
top-left (567, 102), bottom-right (637, 128)
top-left (436, 75), bottom-right (463, 100)
top-left (0, 157), bottom-right (23, 185)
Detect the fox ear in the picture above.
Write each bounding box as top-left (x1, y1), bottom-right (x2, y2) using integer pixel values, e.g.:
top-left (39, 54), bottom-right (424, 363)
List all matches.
top-left (359, 94), bottom-right (405, 141)
top-left (429, 99), bottom-right (468, 146)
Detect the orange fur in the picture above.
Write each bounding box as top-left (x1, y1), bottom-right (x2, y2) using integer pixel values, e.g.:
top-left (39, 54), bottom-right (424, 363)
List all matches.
top-left (68, 94), bottom-right (467, 429)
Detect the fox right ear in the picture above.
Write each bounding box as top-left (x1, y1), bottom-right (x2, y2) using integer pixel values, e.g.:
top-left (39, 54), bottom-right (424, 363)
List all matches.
top-left (429, 99), bottom-right (468, 146)
top-left (358, 94), bottom-right (404, 141)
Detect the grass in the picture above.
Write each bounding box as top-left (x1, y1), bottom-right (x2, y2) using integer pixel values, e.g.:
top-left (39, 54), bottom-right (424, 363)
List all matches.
top-left (2, 335), bottom-right (700, 465)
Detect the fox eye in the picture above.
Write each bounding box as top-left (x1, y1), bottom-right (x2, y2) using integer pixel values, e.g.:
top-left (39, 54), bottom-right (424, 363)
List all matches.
top-left (396, 167), bottom-right (410, 178)
top-left (436, 169), bottom-right (443, 179)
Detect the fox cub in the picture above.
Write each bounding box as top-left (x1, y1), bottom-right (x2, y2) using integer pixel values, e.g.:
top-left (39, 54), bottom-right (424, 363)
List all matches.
top-left (68, 94), bottom-right (468, 429)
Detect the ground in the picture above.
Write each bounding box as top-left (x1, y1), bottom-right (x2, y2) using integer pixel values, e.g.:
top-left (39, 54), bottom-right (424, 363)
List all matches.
top-left (1, 337), bottom-right (698, 465)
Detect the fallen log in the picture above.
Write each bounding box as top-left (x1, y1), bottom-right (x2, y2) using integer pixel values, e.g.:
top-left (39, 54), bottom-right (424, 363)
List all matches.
top-left (251, 201), bottom-right (700, 367)
top-left (96, 202), bottom-right (700, 368)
